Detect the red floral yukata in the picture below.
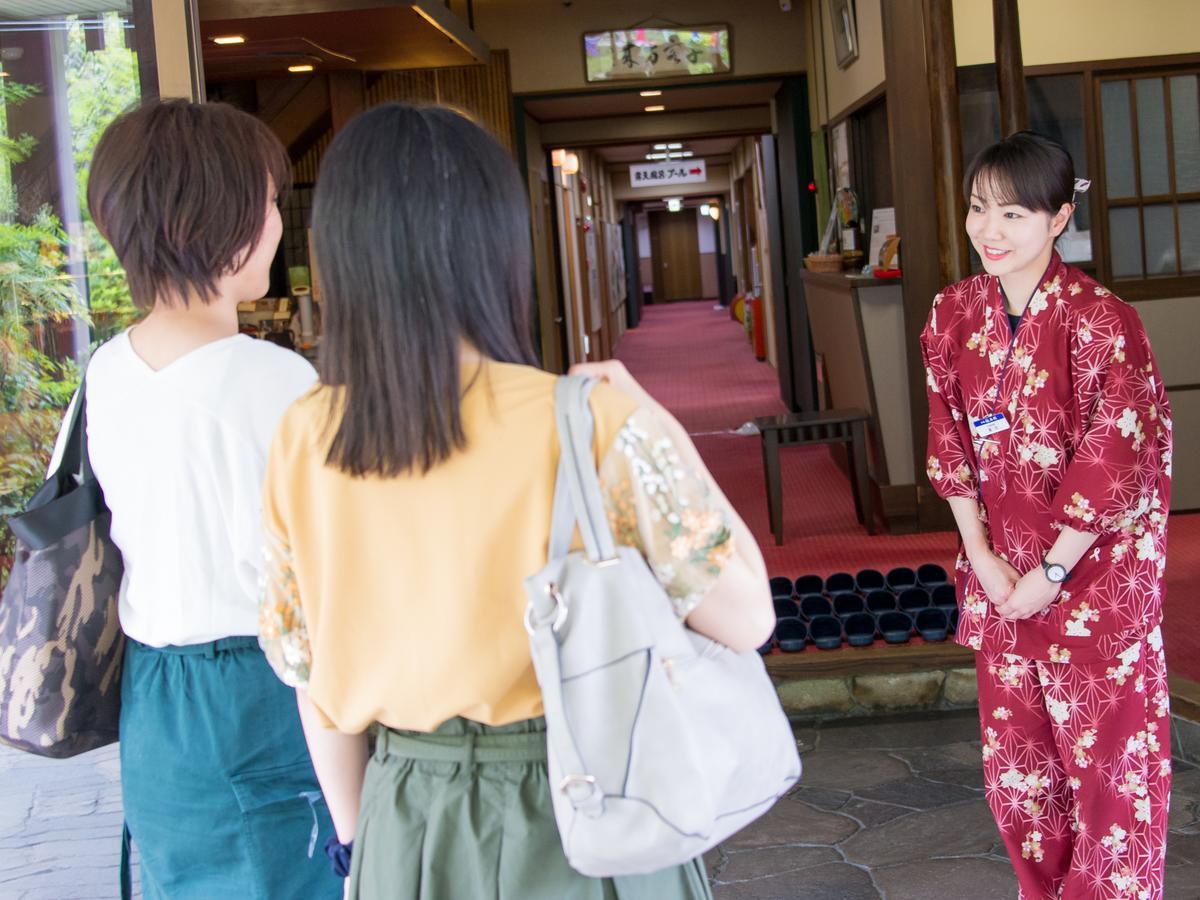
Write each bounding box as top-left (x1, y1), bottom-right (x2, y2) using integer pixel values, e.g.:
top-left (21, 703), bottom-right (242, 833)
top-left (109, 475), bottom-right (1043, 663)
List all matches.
top-left (921, 252), bottom-right (1173, 900)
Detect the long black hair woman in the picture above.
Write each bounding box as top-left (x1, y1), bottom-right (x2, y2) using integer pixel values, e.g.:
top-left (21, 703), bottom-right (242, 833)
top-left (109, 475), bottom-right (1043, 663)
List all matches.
top-left (257, 102), bottom-right (774, 897)
top-left (921, 131), bottom-right (1172, 898)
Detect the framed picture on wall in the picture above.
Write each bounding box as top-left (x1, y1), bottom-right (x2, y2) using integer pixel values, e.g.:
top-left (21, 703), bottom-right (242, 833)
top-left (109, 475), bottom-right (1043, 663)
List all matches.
top-left (828, 0), bottom-right (858, 69)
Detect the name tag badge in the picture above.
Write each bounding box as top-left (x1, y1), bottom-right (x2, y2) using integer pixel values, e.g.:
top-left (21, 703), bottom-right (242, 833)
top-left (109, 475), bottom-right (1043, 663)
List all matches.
top-left (972, 412), bottom-right (1010, 438)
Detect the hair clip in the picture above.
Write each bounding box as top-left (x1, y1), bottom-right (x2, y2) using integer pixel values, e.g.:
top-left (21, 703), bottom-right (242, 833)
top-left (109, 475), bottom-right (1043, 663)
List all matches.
top-left (1073, 178), bottom-right (1091, 194)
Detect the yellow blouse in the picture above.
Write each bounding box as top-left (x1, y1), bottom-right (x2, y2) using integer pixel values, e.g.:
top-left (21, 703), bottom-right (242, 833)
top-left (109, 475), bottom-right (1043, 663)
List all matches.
top-left (259, 362), bottom-right (732, 733)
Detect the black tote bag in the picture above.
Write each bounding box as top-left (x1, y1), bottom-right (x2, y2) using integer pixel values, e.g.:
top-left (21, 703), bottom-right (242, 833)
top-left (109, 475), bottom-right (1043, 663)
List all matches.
top-left (0, 377), bottom-right (125, 757)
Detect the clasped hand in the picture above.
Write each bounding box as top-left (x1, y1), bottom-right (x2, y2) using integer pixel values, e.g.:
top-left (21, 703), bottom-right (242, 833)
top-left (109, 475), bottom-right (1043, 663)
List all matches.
top-left (972, 551), bottom-right (1061, 620)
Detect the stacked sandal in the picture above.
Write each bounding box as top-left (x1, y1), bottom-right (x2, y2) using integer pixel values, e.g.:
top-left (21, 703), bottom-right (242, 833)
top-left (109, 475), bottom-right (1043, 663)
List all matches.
top-left (760, 563), bottom-right (958, 654)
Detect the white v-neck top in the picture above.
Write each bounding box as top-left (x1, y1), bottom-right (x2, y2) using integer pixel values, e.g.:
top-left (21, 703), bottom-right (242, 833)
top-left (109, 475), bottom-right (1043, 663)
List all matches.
top-left (54, 331), bottom-right (317, 647)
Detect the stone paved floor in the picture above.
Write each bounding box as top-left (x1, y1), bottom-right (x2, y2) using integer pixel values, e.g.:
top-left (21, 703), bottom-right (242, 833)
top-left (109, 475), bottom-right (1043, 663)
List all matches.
top-left (2, 709), bottom-right (1199, 898)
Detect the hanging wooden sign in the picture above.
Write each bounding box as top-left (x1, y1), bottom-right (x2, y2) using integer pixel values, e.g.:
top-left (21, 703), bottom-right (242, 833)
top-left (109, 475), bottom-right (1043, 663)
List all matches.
top-left (583, 24), bottom-right (731, 83)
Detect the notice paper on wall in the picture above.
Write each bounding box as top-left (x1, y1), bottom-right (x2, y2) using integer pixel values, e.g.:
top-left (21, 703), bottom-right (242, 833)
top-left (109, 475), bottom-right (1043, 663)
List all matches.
top-left (869, 207), bottom-right (898, 268)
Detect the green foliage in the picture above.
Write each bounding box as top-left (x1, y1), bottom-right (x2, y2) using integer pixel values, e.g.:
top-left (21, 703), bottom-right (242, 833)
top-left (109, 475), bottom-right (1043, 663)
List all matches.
top-left (0, 17), bottom-right (140, 569)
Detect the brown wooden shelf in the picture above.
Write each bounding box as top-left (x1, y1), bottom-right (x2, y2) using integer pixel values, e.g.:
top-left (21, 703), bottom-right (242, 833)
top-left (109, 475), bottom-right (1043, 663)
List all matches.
top-left (764, 640), bottom-right (974, 679)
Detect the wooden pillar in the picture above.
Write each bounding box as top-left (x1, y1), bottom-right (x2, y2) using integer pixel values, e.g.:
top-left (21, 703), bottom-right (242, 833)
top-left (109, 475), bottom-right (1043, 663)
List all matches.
top-left (924, 0), bottom-right (970, 287)
top-left (993, 0), bottom-right (1028, 136)
top-left (881, 0), bottom-right (965, 530)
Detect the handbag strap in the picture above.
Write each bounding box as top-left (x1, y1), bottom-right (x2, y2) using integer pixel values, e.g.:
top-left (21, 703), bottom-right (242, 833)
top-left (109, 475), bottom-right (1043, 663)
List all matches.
top-left (547, 375), bottom-right (617, 564)
top-left (56, 373), bottom-right (94, 483)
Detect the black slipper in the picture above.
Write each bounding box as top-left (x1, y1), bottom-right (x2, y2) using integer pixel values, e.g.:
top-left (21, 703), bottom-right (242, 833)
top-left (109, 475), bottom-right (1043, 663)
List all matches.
top-left (758, 636), bottom-right (774, 655)
top-left (932, 583), bottom-right (957, 613)
top-left (800, 595), bottom-right (833, 619)
top-left (774, 597), bottom-right (800, 620)
top-left (917, 563), bottom-right (949, 588)
top-left (844, 612), bottom-right (877, 647)
top-left (833, 592), bottom-right (866, 619)
top-left (855, 568), bottom-right (886, 593)
top-left (770, 576), bottom-right (795, 598)
top-left (794, 574), bottom-right (824, 597)
top-left (886, 566), bottom-right (917, 592)
top-left (866, 590), bottom-right (896, 615)
top-left (808, 615), bottom-right (843, 650)
top-left (898, 587), bottom-right (932, 614)
top-left (824, 571), bottom-right (856, 595)
top-left (878, 611), bottom-right (913, 643)
top-left (775, 618), bottom-right (808, 652)
top-left (916, 608), bottom-right (949, 642)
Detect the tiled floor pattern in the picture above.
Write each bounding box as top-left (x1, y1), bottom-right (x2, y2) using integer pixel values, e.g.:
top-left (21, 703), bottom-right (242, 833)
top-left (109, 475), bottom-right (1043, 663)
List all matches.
top-left (5, 709), bottom-right (1200, 898)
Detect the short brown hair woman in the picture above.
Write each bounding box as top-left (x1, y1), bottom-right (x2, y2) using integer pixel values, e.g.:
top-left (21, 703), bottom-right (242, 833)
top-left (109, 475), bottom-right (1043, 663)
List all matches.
top-left (79, 100), bottom-right (340, 898)
top-left (258, 102), bottom-right (774, 897)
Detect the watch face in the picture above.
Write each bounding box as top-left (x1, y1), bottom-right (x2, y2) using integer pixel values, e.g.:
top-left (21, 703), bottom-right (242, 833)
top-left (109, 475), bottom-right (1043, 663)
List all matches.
top-left (1045, 564), bottom-right (1068, 583)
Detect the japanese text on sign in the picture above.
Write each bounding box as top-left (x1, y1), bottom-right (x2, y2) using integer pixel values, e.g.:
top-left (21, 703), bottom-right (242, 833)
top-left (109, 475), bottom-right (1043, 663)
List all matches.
top-left (629, 160), bottom-right (708, 188)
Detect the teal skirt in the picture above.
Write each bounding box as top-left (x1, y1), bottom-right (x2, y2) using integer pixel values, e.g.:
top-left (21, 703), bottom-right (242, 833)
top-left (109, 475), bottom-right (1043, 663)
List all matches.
top-left (349, 716), bottom-right (713, 900)
top-left (119, 636), bottom-right (341, 900)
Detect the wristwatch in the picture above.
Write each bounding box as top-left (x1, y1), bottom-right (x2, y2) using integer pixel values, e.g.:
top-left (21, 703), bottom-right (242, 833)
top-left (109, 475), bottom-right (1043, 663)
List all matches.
top-left (1041, 558), bottom-right (1071, 584)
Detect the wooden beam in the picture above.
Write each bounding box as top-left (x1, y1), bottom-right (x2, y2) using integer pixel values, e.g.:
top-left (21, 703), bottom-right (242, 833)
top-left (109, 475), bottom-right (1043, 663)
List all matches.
top-left (329, 70), bottom-right (365, 133)
top-left (263, 73), bottom-right (330, 153)
top-left (766, 641), bottom-right (973, 679)
top-left (993, 0), bottom-right (1028, 137)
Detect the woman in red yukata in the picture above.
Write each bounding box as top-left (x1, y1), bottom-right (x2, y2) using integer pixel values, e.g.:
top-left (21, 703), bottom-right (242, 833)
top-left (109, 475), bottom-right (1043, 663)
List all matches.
top-left (921, 131), bottom-right (1173, 899)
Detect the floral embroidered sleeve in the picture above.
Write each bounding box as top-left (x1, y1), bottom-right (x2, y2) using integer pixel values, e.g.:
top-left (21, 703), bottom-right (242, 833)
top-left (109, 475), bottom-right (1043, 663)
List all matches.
top-left (598, 409), bottom-right (734, 619)
top-left (920, 290), bottom-right (979, 500)
top-left (258, 528), bottom-right (312, 688)
top-left (1050, 306), bottom-right (1172, 535)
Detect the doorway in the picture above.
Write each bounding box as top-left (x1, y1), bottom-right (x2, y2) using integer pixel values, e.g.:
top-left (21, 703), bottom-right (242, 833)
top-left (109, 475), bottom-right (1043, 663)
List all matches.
top-left (648, 209), bottom-right (703, 302)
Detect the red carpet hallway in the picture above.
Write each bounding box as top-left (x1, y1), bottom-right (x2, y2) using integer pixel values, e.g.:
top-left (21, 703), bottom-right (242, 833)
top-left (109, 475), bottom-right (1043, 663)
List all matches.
top-left (614, 300), bottom-right (1200, 680)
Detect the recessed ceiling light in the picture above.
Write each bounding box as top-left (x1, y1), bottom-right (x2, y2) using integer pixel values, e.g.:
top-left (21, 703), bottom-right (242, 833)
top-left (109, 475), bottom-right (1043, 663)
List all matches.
top-left (212, 35), bottom-right (245, 45)
top-left (646, 152), bottom-right (668, 160)
top-left (288, 64), bottom-right (314, 73)
top-left (644, 105), bottom-right (665, 113)
top-left (667, 143), bottom-right (682, 150)
top-left (679, 151), bottom-right (695, 157)
top-left (653, 143), bottom-right (668, 150)
top-left (640, 90), bottom-right (662, 97)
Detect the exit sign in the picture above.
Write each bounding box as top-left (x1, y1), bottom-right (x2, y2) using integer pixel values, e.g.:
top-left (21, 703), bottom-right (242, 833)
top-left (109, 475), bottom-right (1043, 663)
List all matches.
top-left (629, 159), bottom-right (707, 187)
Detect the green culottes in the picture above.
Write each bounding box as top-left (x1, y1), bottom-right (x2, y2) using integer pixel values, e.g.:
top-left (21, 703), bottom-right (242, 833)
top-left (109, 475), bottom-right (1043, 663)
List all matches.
top-left (348, 716), bottom-right (713, 900)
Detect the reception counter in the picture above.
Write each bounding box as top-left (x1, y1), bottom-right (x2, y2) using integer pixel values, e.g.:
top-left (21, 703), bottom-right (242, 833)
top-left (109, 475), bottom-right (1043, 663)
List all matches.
top-left (799, 269), bottom-right (918, 529)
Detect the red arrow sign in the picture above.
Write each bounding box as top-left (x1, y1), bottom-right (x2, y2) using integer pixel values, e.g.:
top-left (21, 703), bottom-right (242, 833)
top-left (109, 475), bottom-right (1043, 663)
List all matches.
top-left (689, 167), bottom-right (702, 175)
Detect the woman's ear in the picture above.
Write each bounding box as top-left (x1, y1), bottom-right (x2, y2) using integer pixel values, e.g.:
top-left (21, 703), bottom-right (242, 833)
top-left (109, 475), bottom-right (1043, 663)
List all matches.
top-left (1050, 202), bottom-right (1074, 238)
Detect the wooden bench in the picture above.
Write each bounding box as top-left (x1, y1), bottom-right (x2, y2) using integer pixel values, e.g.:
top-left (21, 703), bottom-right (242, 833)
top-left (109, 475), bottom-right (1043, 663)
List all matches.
top-left (755, 408), bottom-right (874, 544)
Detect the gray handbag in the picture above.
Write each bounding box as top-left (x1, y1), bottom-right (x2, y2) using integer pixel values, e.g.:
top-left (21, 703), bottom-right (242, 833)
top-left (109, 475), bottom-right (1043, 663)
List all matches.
top-left (524, 376), bottom-right (801, 877)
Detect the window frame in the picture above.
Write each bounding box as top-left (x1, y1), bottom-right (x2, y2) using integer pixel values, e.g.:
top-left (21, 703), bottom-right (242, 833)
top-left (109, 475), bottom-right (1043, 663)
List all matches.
top-left (1041, 53), bottom-right (1200, 300)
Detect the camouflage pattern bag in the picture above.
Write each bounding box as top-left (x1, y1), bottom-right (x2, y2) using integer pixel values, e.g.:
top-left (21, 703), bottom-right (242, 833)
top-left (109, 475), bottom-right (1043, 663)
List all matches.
top-left (0, 378), bottom-right (125, 757)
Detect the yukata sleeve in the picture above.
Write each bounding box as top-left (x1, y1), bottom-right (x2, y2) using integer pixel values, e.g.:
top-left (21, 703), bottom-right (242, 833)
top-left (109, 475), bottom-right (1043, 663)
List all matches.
top-left (257, 431), bottom-right (313, 689)
top-left (1050, 308), bottom-right (1172, 534)
top-left (597, 408), bottom-right (734, 619)
top-left (920, 292), bottom-right (978, 500)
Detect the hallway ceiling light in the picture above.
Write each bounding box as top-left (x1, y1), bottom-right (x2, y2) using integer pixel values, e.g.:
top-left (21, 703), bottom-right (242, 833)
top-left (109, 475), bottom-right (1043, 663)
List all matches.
top-left (288, 64), bottom-right (315, 73)
top-left (653, 143), bottom-right (668, 150)
top-left (665, 197), bottom-right (683, 212)
top-left (644, 105), bottom-right (665, 113)
top-left (667, 143), bottom-right (682, 150)
top-left (640, 90), bottom-right (662, 97)
top-left (645, 152), bottom-right (668, 160)
top-left (709, 206), bottom-right (720, 221)
top-left (562, 152), bottom-right (580, 175)
top-left (678, 151), bottom-right (695, 158)
top-left (212, 35), bottom-right (245, 45)
top-left (700, 204), bottom-right (711, 216)
top-left (551, 149), bottom-right (566, 167)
